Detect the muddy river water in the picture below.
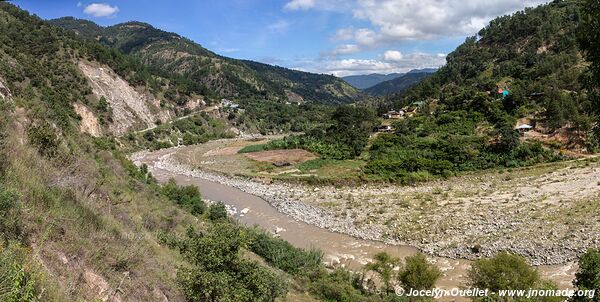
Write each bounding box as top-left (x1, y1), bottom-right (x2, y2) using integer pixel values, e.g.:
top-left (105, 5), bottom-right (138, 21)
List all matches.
top-left (136, 147), bottom-right (577, 300)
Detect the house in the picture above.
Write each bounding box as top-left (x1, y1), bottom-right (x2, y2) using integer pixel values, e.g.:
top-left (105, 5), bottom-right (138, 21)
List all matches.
top-left (515, 124), bottom-right (533, 134)
top-left (221, 98), bottom-right (240, 109)
top-left (383, 110), bottom-right (404, 119)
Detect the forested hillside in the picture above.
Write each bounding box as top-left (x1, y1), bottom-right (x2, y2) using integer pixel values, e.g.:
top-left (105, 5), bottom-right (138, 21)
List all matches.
top-left (392, 0), bottom-right (590, 133)
top-left (251, 0), bottom-right (597, 184)
top-left (362, 0), bottom-right (597, 181)
top-left (51, 17), bottom-right (360, 105)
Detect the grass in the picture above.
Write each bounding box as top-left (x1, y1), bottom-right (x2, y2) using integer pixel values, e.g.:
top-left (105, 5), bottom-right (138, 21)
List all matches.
top-left (238, 144), bottom-right (268, 153)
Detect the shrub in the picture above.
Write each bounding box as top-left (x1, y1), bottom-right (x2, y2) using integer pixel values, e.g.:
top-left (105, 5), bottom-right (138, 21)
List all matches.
top-left (469, 252), bottom-right (539, 291)
top-left (161, 179), bottom-right (206, 215)
top-left (208, 202), bottom-right (228, 221)
top-left (176, 223), bottom-right (287, 302)
top-left (248, 228), bottom-right (323, 275)
top-left (309, 269), bottom-right (368, 302)
top-left (398, 253), bottom-right (441, 291)
top-left (573, 249), bottom-right (600, 302)
top-left (0, 245), bottom-right (37, 302)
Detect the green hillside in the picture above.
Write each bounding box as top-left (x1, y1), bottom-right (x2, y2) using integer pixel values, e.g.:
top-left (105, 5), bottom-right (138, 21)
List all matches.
top-left (50, 17), bottom-right (360, 105)
top-left (255, 0), bottom-right (598, 183)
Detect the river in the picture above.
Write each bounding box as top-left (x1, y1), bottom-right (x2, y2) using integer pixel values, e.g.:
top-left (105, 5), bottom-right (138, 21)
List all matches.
top-left (135, 146), bottom-right (577, 299)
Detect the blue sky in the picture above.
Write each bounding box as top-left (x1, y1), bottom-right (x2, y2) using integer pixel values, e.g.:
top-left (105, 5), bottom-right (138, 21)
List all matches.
top-left (16, 0), bottom-right (547, 76)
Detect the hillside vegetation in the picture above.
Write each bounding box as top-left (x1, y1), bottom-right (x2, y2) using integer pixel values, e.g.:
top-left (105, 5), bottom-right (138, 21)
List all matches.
top-left (50, 17), bottom-right (360, 105)
top-left (256, 0), bottom-right (597, 184)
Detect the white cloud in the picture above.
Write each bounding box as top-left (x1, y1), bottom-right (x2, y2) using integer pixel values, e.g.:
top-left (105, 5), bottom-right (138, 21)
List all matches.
top-left (301, 51), bottom-right (446, 76)
top-left (294, 0), bottom-right (549, 47)
top-left (350, 0), bottom-right (548, 45)
top-left (325, 44), bottom-right (362, 56)
top-left (284, 0), bottom-right (316, 11)
top-left (83, 3), bottom-right (119, 18)
top-left (383, 50), bottom-right (403, 61)
top-left (333, 28), bottom-right (355, 41)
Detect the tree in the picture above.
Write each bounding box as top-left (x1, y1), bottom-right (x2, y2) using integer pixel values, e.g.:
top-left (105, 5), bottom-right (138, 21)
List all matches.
top-left (469, 252), bottom-right (539, 292)
top-left (578, 0), bottom-right (600, 139)
top-left (177, 223), bottom-right (287, 302)
top-left (399, 254), bottom-right (441, 291)
top-left (208, 202), bottom-right (228, 221)
top-left (365, 252), bottom-right (400, 294)
top-left (573, 249), bottom-right (600, 302)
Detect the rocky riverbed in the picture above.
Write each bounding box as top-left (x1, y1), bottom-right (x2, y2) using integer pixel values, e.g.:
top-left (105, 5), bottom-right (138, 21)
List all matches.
top-left (132, 148), bottom-right (600, 265)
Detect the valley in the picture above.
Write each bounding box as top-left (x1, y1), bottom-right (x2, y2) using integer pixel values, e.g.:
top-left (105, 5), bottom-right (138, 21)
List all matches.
top-left (134, 137), bottom-right (600, 267)
top-left (1, 0), bottom-right (599, 301)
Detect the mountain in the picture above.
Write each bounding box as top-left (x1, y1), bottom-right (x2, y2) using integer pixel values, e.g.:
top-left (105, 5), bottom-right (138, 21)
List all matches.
top-left (392, 0), bottom-right (588, 133)
top-left (50, 17), bottom-right (360, 105)
top-left (0, 3), bottom-right (360, 301)
top-left (363, 0), bottom-right (595, 182)
top-left (363, 70), bottom-right (435, 95)
top-left (342, 73), bottom-right (404, 89)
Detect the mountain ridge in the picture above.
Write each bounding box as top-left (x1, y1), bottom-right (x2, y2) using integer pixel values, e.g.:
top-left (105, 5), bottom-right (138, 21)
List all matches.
top-left (50, 17), bottom-right (360, 105)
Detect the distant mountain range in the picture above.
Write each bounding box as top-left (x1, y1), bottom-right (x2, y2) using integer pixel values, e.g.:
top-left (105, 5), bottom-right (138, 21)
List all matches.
top-left (342, 73), bottom-right (405, 90)
top-left (342, 68), bottom-right (437, 95)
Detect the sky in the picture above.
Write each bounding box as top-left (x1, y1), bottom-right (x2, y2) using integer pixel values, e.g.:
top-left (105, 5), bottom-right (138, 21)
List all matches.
top-left (16, 0), bottom-right (548, 77)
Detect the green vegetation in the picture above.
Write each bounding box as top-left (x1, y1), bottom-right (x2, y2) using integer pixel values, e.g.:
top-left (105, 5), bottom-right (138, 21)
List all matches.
top-left (469, 252), bottom-right (561, 302)
top-left (127, 113), bottom-right (236, 151)
top-left (161, 179), bottom-right (206, 215)
top-left (265, 105), bottom-right (378, 160)
top-left (175, 223), bottom-right (288, 302)
top-left (1, 1), bottom-right (599, 301)
top-left (578, 0), bottom-right (600, 145)
top-left (50, 18), bottom-right (360, 105)
top-left (208, 202), bottom-right (228, 221)
top-left (248, 228), bottom-right (323, 275)
top-left (573, 249), bottom-right (600, 302)
top-left (0, 244), bottom-right (37, 302)
top-left (0, 188), bottom-right (21, 244)
top-left (470, 252), bottom-right (540, 291)
top-left (238, 144), bottom-right (269, 153)
top-left (398, 253), bottom-right (442, 291)
top-left (365, 111), bottom-right (561, 182)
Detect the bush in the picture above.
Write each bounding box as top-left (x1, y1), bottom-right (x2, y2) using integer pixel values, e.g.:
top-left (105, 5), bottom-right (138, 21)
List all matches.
top-left (0, 245), bottom-right (37, 302)
top-left (161, 179), bottom-right (206, 215)
top-left (208, 202), bottom-right (228, 221)
top-left (469, 252), bottom-right (539, 292)
top-left (398, 254), bottom-right (441, 291)
top-left (573, 249), bottom-right (600, 302)
top-left (309, 269), bottom-right (368, 302)
top-left (248, 228), bottom-right (323, 275)
top-left (176, 223), bottom-right (287, 302)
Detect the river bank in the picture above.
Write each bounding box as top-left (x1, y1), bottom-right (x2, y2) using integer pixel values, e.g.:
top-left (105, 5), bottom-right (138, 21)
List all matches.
top-left (132, 144), bottom-right (600, 266)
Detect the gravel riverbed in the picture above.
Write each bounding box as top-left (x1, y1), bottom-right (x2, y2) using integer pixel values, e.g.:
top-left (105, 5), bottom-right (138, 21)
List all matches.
top-left (132, 149), bottom-right (600, 265)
